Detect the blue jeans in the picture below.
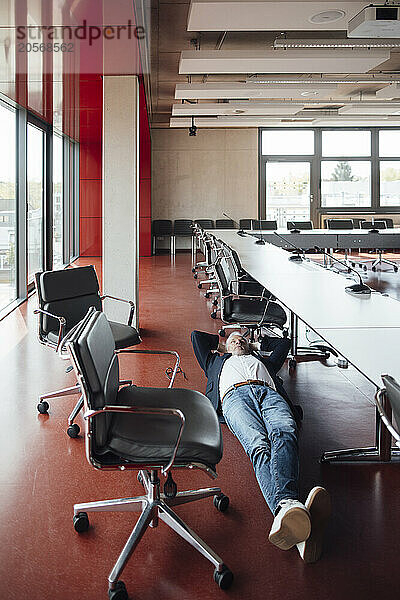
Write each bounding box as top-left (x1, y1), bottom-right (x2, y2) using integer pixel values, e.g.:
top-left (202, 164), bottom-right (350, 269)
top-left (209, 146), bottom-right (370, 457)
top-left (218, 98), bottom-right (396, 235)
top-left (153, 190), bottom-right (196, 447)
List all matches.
top-left (222, 384), bottom-right (299, 515)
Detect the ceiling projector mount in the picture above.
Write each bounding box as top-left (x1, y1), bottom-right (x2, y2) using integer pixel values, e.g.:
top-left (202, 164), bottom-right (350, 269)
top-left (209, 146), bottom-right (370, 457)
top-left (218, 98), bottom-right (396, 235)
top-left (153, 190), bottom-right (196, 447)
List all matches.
top-left (348, 3), bottom-right (400, 37)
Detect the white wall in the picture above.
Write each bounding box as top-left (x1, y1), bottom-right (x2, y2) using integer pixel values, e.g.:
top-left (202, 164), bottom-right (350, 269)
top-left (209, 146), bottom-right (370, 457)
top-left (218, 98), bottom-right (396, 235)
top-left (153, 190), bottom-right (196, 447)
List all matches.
top-left (151, 128), bottom-right (259, 225)
top-left (103, 76), bottom-right (139, 326)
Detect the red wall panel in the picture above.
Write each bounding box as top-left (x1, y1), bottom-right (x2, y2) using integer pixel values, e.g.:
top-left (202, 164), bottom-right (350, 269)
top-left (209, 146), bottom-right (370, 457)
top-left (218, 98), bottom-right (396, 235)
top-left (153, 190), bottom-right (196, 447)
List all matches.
top-left (79, 74), bottom-right (103, 257)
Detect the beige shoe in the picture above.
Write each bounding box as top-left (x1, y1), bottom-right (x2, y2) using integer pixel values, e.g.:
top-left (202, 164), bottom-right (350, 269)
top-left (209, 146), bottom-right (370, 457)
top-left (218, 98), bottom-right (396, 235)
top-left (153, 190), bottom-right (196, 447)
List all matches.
top-left (268, 499), bottom-right (311, 550)
top-left (296, 487), bottom-right (331, 563)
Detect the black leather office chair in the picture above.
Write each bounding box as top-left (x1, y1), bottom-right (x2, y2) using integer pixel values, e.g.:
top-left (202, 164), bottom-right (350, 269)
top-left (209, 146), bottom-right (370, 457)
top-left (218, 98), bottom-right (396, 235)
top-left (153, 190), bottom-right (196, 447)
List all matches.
top-left (358, 221), bottom-right (398, 272)
top-left (211, 253), bottom-right (287, 339)
top-left (215, 219), bottom-right (234, 229)
top-left (287, 221), bottom-right (313, 230)
top-left (251, 219), bottom-right (277, 231)
top-left (239, 218), bottom-right (252, 230)
top-left (67, 309), bottom-right (233, 600)
top-left (34, 265), bottom-right (141, 436)
top-left (376, 375), bottom-right (400, 450)
top-left (152, 219), bottom-right (173, 255)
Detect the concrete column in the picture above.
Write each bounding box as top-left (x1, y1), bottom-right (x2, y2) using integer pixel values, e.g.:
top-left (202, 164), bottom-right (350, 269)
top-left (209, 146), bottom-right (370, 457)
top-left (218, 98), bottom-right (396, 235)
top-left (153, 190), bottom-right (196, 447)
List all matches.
top-left (103, 76), bottom-right (139, 328)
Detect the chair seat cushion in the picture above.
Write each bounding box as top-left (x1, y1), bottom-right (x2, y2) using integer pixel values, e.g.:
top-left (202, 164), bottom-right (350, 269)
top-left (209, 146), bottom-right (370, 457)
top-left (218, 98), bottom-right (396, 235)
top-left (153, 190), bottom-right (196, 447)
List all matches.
top-left (108, 321), bottom-right (141, 349)
top-left (228, 299), bottom-right (286, 326)
top-left (47, 320), bottom-right (141, 349)
top-left (105, 386), bottom-right (223, 467)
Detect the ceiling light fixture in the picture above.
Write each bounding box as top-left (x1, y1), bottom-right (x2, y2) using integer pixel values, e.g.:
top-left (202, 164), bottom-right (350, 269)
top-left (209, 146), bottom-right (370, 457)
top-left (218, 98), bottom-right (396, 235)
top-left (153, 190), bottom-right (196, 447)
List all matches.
top-left (309, 10), bottom-right (346, 24)
top-left (274, 37), bottom-right (400, 48)
top-left (247, 78), bottom-right (400, 85)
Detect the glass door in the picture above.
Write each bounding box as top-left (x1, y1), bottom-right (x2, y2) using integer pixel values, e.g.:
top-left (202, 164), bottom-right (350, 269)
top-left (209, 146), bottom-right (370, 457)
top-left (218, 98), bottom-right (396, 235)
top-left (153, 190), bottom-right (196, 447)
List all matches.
top-left (27, 123), bottom-right (44, 283)
top-left (265, 162), bottom-right (311, 228)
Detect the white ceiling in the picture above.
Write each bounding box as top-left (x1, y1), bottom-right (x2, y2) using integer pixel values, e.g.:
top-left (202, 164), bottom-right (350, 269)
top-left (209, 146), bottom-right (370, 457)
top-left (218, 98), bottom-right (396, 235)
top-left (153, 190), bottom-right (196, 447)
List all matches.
top-left (149, 1), bottom-right (400, 128)
top-left (187, 1), bottom-right (366, 32)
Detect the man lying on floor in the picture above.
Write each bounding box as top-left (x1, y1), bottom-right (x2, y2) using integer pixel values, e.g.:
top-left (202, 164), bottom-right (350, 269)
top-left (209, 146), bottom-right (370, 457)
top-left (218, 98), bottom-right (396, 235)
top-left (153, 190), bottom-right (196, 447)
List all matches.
top-left (191, 329), bottom-right (331, 563)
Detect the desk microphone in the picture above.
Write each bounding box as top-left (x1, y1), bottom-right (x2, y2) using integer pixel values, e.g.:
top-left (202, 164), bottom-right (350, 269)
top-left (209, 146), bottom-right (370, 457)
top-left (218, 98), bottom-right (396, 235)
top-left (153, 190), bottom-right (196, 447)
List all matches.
top-left (287, 221), bottom-right (301, 234)
top-left (273, 231), bottom-right (304, 261)
top-left (222, 212), bottom-right (246, 235)
top-left (314, 246), bottom-right (371, 296)
top-left (253, 218), bottom-right (266, 244)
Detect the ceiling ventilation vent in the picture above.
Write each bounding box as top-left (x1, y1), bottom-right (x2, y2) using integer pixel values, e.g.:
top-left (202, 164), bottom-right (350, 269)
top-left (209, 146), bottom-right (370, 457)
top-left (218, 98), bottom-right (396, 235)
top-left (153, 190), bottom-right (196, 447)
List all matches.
top-left (309, 10), bottom-right (346, 24)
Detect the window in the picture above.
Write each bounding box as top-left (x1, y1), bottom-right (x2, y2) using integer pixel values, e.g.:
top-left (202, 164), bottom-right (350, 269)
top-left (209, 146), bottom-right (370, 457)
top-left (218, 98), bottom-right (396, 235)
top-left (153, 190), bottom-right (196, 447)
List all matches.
top-left (0, 101), bottom-right (17, 312)
top-left (261, 130), bottom-right (314, 156)
top-left (322, 130), bottom-right (371, 157)
top-left (259, 127), bottom-right (400, 223)
top-left (27, 123), bottom-right (44, 283)
top-left (379, 130), bottom-right (400, 157)
top-left (321, 161), bottom-right (371, 208)
top-left (380, 161), bottom-right (400, 206)
top-left (53, 134), bottom-right (64, 269)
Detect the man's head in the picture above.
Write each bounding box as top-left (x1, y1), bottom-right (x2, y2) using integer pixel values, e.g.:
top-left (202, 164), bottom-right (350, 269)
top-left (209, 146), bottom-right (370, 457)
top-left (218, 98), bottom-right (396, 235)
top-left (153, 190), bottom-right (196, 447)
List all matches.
top-left (225, 332), bottom-right (250, 356)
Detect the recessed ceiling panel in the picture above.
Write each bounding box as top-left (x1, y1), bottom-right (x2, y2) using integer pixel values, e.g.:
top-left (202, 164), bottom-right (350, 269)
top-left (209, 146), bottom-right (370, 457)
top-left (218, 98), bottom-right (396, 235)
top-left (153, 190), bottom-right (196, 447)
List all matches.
top-left (187, 1), bottom-right (366, 32)
top-left (172, 102), bottom-right (305, 115)
top-left (175, 82), bottom-right (339, 99)
top-left (179, 49), bottom-right (390, 74)
top-left (338, 104), bottom-right (400, 115)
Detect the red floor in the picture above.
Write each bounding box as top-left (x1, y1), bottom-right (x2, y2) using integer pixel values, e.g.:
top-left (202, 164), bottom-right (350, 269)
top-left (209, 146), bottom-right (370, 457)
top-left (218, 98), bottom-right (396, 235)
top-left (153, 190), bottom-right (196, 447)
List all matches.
top-left (1, 253), bottom-right (399, 600)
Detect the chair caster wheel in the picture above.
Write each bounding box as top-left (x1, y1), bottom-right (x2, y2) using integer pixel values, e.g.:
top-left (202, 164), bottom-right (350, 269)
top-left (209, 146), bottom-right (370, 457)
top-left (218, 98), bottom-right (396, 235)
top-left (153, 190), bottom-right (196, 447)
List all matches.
top-left (37, 401), bottom-right (49, 414)
top-left (214, 566), bottom-right (234, 590)
top-left (351, 263), bottom-right (355, 268)
top-left (213, 299), bottom-right (218, 306)
top-left (211, 312), bottom-right (217, 319)
top-left (372, 266), bottom-right (376, 272)
top-left (214, 493), bottom-right (229, 512)
top-left (205, 292), bottom-right (211, 298)
top-left (108, 581), bottom-right (128, 600)
top-left (73, 512), bottom-right (89, 533)
top-left (193, 273), bottom-right (198, 279)
top-left (363, 266), bottom-right (368, 271)
top-left (395, 266), bottom-right (398, 273)
top-left (289, 358), bottom-right (297, 370)
top-left (192, 268), bottom-right (196, 273)
top-left (218, 329), bottom-right (225, 337)
top-left (67, 423), bottom-right (80, 438)
top-left (197, 283), bottom-right (202, 289)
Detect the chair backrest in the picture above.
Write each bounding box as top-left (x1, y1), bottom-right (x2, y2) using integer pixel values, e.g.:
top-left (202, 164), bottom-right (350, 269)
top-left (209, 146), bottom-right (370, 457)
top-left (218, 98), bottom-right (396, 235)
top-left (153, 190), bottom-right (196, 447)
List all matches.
top-left (194, 219), bottom-right (214, 229)
top-left (239, 219), bottom-right (252, 229)
top-left (152, 220), bottom-right (173, 236)
top-left (326, 218), bottom-right (354, 230)
top-left (35, 265), bottom-right (102, 338)
top-left (251, 220), bottom-right (277, 231)
top-left (287, 220), bottom-right (313, 230)
top-left (70, 310), bottom-right (120, 450)
top-left (381, 374), bottom-right (400, 442)
top-left (215, 219), bottom-right (234, 229)
top-left (361, 220), bottom-right (387, 230)
top-left (173, 219), bottom-right (193, 235)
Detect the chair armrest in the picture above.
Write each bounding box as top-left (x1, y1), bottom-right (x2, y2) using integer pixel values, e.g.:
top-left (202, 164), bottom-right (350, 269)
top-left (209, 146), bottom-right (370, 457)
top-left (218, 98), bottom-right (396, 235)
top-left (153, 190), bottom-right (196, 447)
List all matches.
top-left (33, 308), bottom-right (66, 352)
top-left (116, 349), bottom-right (180, 388)
top-left (101, 295), bottom-right (135, 326)
top-left (83, 404), bottom-right (186, 475)
top-left (375, 388), bottom-right (400, 448)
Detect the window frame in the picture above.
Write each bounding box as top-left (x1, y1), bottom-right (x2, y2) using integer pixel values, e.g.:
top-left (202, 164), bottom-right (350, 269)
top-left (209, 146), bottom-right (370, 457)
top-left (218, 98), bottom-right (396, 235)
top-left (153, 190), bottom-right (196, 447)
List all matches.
top-left (259, 127), bottom-right (400, 224)
top-left (0, 93), bottom-right (80, 321)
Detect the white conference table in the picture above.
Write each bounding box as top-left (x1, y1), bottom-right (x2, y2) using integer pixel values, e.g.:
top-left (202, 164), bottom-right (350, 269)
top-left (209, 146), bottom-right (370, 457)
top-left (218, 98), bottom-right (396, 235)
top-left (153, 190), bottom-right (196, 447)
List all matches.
top-left (209, 229), bottom-right (400, 462)
top-left (252, 228), bottom-right (400, 250)
top-left (211, 230), bottom-right (400, 330)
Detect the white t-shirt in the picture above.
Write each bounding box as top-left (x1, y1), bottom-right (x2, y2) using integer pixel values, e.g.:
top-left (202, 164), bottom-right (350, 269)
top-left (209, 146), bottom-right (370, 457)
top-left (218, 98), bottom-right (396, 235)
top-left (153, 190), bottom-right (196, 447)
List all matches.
top-left (219, 353), bottom-right (276, 400)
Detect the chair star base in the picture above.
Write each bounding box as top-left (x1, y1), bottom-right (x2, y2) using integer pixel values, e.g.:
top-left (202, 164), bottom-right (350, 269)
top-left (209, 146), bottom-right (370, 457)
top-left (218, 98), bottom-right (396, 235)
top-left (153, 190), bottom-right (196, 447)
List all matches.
top-left (73, 469), bottom-right (233, 598)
